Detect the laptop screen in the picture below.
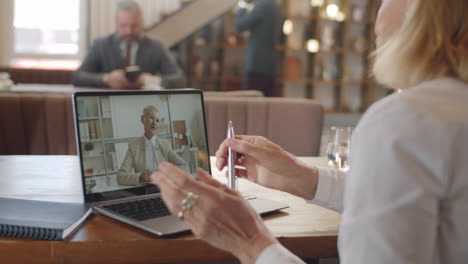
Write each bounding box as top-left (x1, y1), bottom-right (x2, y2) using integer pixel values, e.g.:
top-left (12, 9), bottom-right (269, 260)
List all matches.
top-left (73, 90), bottom-right (211, 203)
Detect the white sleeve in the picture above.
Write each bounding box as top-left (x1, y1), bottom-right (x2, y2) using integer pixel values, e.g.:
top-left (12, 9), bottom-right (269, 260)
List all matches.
top-left (305, 167), bottom-right (346, 213)
top-left (338, 97), bottom-right (441, 264)
top-left (256, 243), bottom-right (306, 264)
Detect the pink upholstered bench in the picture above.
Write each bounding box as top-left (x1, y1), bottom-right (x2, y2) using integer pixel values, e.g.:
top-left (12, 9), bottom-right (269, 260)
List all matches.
top-left (0, 91), bottom-right (323, 156)
top-left (204, 97), bottom-right (323, 156)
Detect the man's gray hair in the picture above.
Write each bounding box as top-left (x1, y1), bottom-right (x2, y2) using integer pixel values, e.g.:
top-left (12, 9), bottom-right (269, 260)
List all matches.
top-left (117, 0), bottom-right (141, 13)
top-left (142, 105), bottom-right (159, 116)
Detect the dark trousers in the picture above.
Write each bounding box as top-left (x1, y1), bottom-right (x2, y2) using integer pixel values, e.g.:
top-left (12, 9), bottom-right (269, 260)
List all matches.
top-left (243, 71), bottom-right (277, 97)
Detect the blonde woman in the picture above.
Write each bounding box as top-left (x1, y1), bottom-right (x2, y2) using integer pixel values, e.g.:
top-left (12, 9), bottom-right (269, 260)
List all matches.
top-left (151, 0), bottom-right (468, 263)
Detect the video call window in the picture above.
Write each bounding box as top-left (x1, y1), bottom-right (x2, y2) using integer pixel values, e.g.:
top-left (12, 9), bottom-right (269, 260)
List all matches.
top-left (76, 93), bottom-right (210, 194)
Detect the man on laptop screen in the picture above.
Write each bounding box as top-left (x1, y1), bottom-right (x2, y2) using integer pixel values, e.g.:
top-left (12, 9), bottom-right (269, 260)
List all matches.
top-left (76, 92), bottom-right (210, 195)
top-left (74, 90), bottom-right (286, 237)
top-left (116, 105), bottom-right (188, 186)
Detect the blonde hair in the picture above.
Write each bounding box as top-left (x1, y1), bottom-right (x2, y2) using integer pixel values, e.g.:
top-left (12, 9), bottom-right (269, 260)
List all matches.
top-left (373, 0), bottom-right (468, 89)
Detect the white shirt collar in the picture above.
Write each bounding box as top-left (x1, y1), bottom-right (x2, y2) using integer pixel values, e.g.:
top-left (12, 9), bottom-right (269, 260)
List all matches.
top-left (120, 40), bottom-right (140, 66)
top-left (144, 135), bottom-right (157, 147)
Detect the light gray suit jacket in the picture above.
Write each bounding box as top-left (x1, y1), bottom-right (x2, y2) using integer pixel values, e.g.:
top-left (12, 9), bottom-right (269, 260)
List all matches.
top-left (116, 137), bottom-right (188, 186)
top-left (72, 33), bottom-right (185, 88)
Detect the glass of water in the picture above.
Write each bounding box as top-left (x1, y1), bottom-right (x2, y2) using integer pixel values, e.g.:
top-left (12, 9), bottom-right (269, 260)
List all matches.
top-left (325, 126), bottom-right (353, 171)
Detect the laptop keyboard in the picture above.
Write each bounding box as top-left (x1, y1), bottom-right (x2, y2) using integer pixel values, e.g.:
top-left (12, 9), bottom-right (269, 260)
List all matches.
top-left (103, 197), bottom-right (171, 221)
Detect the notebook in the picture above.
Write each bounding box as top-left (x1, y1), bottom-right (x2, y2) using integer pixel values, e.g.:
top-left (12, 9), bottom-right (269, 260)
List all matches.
top-left (0, 197), bottom-right (93, 241)
top-left (73, 90), bottom-right (288, 236)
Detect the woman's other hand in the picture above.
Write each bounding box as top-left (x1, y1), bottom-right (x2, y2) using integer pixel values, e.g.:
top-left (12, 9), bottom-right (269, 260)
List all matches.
top-left (215, 135), bottom-right (318, 200)
top-left (151, 162), bottom-right (277, 263)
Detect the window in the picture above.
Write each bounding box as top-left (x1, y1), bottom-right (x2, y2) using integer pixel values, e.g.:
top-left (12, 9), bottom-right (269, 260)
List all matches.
top-left (11, 0), bottom-right (86, 70)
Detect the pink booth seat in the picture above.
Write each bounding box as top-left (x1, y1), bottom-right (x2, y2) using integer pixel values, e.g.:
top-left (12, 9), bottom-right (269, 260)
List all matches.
top-left (0, 92), bottom-right (323, 157)
top-left (204, 97), bottom-right (324, 156)
top-left (0, 67), bottom-right (73, 84)
top-left (0, 92), bottom-right (77, 155)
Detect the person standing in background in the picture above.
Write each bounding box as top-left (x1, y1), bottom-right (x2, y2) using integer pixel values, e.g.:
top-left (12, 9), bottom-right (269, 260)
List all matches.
top-left (236, 0), bottom-right (282, 96)
top-left (72, 0), bottom-right (185, 90)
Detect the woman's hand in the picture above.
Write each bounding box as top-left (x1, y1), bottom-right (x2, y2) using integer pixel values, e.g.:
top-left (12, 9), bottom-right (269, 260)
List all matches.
top-left (215, 135), bottom-right (318, 200)
top-left (151, 162), bottom-right (277, 263)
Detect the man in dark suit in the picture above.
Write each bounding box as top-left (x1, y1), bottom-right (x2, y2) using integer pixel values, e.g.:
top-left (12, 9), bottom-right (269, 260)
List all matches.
top-left (72, 0), bottom-right (185, 90)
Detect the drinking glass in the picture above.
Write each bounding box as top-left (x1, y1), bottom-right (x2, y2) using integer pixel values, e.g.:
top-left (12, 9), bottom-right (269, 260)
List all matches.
top-left (325, 126), bottom-right (353, 171)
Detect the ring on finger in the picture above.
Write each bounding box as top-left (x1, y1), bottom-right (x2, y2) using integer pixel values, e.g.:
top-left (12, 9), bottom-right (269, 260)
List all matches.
top-left (181, 192), bottom-right (199, 210)
top-left (177, 205), bottom-right (188, 220)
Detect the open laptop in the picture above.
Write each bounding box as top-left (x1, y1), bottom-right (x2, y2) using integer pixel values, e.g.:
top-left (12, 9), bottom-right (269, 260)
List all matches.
top-left (73, 89), bottom-right (288, 236)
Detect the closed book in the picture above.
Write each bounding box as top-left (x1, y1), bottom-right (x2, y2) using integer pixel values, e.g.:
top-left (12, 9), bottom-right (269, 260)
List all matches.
top-left (79, 122), bottom-right (86, 141)
top-left (101, 97), bottom-right (111, 117)
top-left (89, 120), bottom-right (97, 140)
top-left (83, 122), bottom-right (90, 141)
top-left (0, 198), bottom-right (93, 241)
top-left (95, 119), bottom-right (101, 139)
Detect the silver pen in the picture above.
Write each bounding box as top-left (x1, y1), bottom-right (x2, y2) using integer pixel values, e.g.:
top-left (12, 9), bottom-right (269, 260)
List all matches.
top-left (227, 120), bottom-right (237, 190)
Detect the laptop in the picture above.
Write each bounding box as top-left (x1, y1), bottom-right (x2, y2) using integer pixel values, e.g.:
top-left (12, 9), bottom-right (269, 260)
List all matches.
top-left (73, 89), bottom-right (288, 236)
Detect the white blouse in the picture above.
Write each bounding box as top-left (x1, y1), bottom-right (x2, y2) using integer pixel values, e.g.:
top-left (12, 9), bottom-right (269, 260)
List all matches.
top-left (257, 78), bottom-right (468, 264)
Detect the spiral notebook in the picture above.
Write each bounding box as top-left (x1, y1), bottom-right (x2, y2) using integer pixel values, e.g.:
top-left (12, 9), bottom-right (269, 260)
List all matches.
top-left (0, 197), bottom-right (93, 241)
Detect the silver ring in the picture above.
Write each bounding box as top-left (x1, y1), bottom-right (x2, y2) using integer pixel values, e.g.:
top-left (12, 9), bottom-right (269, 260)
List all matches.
top-left (177, 205), bottom-right (187, 220)
top-left (181, 192), bottom-right (199, 210)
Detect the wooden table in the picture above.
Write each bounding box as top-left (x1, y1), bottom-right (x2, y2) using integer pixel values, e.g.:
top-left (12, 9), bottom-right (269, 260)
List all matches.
top-left (0, 156), bottom-right (340, 264)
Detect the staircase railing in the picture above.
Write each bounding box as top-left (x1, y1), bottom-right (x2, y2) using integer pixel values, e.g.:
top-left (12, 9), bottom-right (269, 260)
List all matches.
top-left (146, 0), bottom-right (239, 48)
